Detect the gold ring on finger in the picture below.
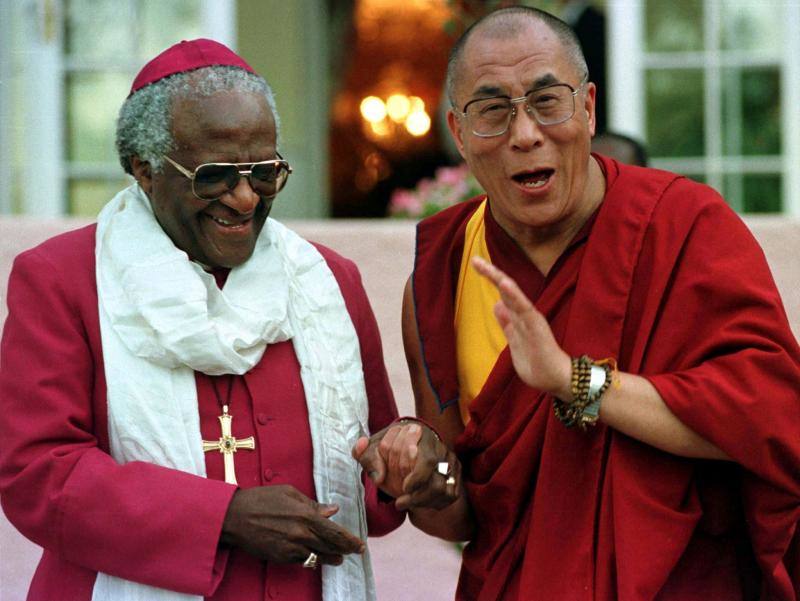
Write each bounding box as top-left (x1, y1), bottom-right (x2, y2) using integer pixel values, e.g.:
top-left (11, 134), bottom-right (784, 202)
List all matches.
top-left (302, 552), bottom-right (318, 569)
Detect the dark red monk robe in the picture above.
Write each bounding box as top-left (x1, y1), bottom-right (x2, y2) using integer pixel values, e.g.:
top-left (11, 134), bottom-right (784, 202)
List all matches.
top-left (413, 154), bottom-right (800, 600)
top-left (0, 224), bottom-right (403, 601)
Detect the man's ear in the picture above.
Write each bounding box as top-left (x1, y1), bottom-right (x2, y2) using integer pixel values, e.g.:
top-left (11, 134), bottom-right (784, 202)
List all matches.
top-left (446, 109), bottom-right (468, 160)
top-left (130, 156), bottom-right (153, 196)
top-left (583, 82), bottom-right (597, 138)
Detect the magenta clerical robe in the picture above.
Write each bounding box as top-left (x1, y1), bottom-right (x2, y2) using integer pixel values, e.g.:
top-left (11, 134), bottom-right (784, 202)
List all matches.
top-left (0, 224), bottom-right (404, 601)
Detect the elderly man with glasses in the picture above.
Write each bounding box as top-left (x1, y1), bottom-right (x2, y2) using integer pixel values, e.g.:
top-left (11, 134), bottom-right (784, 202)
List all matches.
top-left (0, 39), bottom-right (404, 601)
top-left (355, 6), bottom-right (800, 600)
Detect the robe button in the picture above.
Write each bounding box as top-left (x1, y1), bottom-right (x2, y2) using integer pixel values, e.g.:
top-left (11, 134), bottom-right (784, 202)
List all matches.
top-left (257, 413), bottom-right (270, 425)
top-left (263, 468), bottom-right (275, 481)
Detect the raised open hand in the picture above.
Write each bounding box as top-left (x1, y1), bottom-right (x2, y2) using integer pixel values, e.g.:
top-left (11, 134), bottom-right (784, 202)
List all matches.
top-left (471, 256), bottom-right (572, 400)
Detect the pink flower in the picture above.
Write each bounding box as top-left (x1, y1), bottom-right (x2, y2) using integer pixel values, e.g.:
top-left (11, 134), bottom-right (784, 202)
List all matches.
top-left (435, 164), bottom-right (468, 186)
top-left (388, 162), bottom-right (483, 219)
top-left (453, 177), bottom-right (469, 197)
top-left (389, 189), bottom-right (423, 217)
top-left (416, 178), bottom-right (435, 202)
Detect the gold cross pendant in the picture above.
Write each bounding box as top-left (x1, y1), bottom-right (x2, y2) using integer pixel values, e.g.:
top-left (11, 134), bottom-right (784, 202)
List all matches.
top-left (202, 405), bottom-right (255, 485)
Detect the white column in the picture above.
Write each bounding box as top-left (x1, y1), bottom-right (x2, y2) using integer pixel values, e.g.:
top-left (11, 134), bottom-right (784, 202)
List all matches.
top-left (201, 0), bottom-right (236, 49)
top-left (21, 0), bottom-right (64, 216)
top-left (783, 2), bottom-right (800, 217)
top-left (238, 0), bottom-right (329, 219)
top-left (703, 0), bottom-right (724, 204)
top-left (607, 0), bottom-right (644, 140)
top-left (0, 0), bottom-right (15, 213)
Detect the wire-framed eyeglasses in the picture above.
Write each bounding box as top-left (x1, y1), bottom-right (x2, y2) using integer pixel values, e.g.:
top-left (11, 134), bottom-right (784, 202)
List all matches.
top-left (163, 154), bottom-right (293, 201)
top-left (455, 79), bottom-right (587, 138)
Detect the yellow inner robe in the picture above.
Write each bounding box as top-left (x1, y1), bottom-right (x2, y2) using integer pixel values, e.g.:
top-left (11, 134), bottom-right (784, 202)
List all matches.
top-left (454, 200), bottom-right (508, 424)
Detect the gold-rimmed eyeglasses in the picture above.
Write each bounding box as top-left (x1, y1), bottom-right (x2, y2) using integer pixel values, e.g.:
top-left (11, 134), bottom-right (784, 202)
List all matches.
top-left (455, 79), bottom-right (587, 138)
top-left (163, 154), bottom-right (293, 201)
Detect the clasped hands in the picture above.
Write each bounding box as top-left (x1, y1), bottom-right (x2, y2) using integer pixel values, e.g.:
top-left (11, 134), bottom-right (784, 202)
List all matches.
top-left (352, 420), bottom-right (461, 511)
top-left (219, 421), bottom-right (459, 569)
top-left (219, 257), bottom-right (567, 566)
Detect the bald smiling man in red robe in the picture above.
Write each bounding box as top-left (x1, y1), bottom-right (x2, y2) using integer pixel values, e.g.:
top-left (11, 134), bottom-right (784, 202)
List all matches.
top-left (355, 6), bottom-right (800, 601)
top-left (0, 40), bottom-right (403, 601)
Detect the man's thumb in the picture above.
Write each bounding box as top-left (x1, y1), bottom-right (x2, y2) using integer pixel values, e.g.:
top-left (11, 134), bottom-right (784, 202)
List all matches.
top-left (353, 438), bottom-right (386, 484)
top-left (352, 437), bottom-right (370, 460)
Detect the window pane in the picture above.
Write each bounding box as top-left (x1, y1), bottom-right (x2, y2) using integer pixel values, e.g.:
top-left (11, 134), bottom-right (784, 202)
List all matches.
top-left (645, 0), bottom-right (704, 52)
top-left (646, 69), bottom-right (705, 157)
top-left (742, 174), bottom-right (782, 213)
top-left (725, 173), bottom-right (782, 213)
top-left (69, 178), bottom-right (131, 217)
top-left (140, 0), bottom-right (204, 59)
top-left (685, 173), bottom-right (706, 185)
top-left (65, 0), bottom-right (135, 59)
top-left (722, 68), bottom-right (781, 157)
top-left (66, 73), bottom-right (130, 163)
top-left (720, 2), bottom-right (783, 53)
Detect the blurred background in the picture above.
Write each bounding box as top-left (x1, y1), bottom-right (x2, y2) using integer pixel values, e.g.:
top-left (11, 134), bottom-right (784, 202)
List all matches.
top-left (0, 0), bottom-right (798, 221)
top-left (1, 3), bottom-right (799, 599)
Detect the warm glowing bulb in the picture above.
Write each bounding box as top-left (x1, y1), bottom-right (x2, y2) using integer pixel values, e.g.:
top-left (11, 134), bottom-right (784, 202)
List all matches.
top-left (405, 110), bottom-right (431, 136)
top-left (360, 96), bottom-right (387, 123)
top-left (386, 94), bottom-right (411, 123)
top-left (409, 96), bottom-right (425, 113)
top-left (370, 119), bottom-right (391, 137)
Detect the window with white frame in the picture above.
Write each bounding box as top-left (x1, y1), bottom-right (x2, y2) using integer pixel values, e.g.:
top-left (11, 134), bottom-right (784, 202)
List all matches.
top-left (608, 0), bottom-right (800, 215)
top-left (1, 0), bottom-right (235, 217)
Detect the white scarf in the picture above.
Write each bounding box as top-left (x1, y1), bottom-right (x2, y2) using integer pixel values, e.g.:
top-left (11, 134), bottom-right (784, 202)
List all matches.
top-left (93, 184), bottom-right (375, 601)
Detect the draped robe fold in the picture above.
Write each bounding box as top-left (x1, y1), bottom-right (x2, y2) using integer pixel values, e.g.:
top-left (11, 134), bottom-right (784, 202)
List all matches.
top-left (412, 155), bottom-right (800, 600)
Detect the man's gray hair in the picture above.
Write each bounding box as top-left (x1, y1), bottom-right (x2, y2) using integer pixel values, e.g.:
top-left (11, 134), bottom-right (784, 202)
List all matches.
top-left (445, 6), bottom-right (589, 109)
top-left (116, 65), bottom-right (279, 175)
